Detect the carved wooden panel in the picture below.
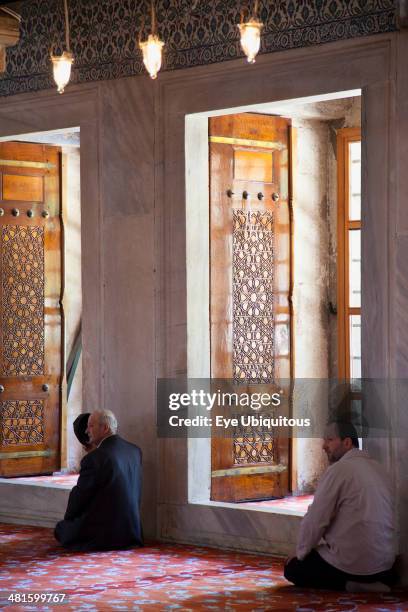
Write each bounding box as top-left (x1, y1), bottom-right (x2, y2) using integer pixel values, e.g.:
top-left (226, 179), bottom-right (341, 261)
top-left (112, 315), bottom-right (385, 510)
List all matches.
top-left (234, 418), bottom-right (276, 465)
top-left (1, 226), bottom-right (45, 376)
top-left (0, 399), bottom-right (44, 445)
top-left (233, 209), bottom-right (275, 382)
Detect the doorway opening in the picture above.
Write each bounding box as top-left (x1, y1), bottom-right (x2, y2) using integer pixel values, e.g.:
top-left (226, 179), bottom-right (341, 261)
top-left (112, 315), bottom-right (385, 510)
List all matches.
top-left (0, 127), bottom-right (82, 477)
top-left (186, 90), bottom-right (362, 506)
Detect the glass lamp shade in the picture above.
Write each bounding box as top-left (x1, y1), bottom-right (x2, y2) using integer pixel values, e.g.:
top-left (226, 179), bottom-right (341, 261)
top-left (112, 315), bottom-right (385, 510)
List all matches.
top-left (238, 20), bottom-right (263, 64)
top-left (139, 34), bottom-right (164, 79)
top-left (51, 51), bottom-right (74, 94)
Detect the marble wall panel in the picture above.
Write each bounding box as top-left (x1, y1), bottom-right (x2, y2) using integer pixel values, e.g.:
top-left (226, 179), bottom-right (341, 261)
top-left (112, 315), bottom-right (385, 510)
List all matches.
top-left (103, 215), bottom-right (156, 535)
top-left (395, 237), bottom-right (408, 376)
top-left (0, 480), bottom-right (69, 528)
top-left (396, 33), bottom-right (408, 231)
top-left (99, 77), bottom-right (156, 535)
top-left (158, 502), bottom-right (301, 556)
top-left (99, 75), bottom-right (155, 217)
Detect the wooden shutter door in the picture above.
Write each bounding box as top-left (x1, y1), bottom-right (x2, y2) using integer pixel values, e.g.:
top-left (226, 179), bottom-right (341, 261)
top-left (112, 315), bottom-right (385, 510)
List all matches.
top-left (0, 142), bottom-right (62, 477)
top-left (210, 114), bottom-right (291, 502)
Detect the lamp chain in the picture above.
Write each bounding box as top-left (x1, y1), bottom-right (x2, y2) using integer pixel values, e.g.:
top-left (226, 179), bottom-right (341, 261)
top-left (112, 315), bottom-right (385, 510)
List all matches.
top-left (64, 0), bottom-right (71, 52)
top-left (151, 1), bottom-right (156, 35)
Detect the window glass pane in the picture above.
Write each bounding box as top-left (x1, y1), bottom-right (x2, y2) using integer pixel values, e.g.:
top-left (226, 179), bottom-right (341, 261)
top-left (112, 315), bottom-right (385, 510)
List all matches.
top-left (350, 194), bottom-right (361, 221)
top-left (349, 141), bottom-right (361, 221)
top-left (350, 141), bottom-right (361, 162)
top-left (349, 229), bottom-right (361, 307)
top-left (349, 315), bottom-right (361, 379)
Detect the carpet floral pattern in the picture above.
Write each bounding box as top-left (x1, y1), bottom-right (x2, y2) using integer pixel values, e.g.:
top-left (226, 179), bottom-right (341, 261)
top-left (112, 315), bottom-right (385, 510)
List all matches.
top-left (0, 523), bottom-right (407, 611)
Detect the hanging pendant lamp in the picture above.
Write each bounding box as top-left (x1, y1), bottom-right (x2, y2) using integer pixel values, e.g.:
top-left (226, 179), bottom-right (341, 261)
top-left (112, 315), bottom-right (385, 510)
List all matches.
top-left (51, 0), bottom-right (74, 94)
top-left (238, 0), bottom-right (263, 64)
top-left (139, 1), bottom-right (164, 80)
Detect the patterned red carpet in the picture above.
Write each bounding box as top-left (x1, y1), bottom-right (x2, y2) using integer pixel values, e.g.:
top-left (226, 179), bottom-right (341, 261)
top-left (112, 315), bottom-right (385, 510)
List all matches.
top-left (0, 523), bottom-right (407, 611)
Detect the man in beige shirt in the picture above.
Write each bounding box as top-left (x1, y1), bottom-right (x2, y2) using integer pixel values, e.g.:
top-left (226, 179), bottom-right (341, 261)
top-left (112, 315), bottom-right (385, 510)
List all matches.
top-left (284, 421), bottom-right (396, 592)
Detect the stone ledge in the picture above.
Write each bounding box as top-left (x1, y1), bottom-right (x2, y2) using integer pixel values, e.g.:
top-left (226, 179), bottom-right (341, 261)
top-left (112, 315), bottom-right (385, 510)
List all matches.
top-left (0, 480), bottom-right (70, 528)
top-left (158, 501), bottom-right (303, 557)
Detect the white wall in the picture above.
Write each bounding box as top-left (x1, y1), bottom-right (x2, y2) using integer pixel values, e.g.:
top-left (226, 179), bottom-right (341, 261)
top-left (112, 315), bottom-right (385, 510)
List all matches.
top-left (61, 146), bottom-right (83, 471)
top-left (185, 114), bottom-right (211, 502)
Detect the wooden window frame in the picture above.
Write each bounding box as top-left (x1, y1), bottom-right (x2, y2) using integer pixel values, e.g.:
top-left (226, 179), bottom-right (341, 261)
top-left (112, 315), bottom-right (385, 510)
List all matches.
top-left (337, 127), bottom-right (361, 381)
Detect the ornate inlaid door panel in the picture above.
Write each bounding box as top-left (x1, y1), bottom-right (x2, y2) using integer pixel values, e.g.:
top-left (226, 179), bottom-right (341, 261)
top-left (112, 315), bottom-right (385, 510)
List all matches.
top-left (0, 142), bottom-right (62, 477)
top-left (210, 114), bottom-right (291, 502)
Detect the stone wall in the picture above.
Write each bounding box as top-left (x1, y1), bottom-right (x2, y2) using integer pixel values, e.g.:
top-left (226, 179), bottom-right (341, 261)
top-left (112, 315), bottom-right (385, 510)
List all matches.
top-left (0, 29), bottom-right (407, 582)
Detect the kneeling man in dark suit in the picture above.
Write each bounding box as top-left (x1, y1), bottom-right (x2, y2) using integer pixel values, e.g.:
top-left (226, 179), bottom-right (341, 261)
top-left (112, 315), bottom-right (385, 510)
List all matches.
top-left (55, 410), bottom-right (143, 551)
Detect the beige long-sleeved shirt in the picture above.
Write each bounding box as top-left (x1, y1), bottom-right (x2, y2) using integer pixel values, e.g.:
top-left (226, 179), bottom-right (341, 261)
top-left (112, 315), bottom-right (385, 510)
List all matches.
top-left (296, 448), bottom-right (395, 575)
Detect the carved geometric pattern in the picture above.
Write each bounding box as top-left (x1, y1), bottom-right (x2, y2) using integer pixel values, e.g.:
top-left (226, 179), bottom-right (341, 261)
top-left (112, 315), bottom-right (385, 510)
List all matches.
top-left (233, 417), bottom-right (277, 465)
top-left (0, 399), bottom-right (44, 445)
top-left (0, 0), bottom-right (397, 97)
top-left (233, 210), bottom-right (274, 383)
top-left (1, 226), bottom-right (44, 376)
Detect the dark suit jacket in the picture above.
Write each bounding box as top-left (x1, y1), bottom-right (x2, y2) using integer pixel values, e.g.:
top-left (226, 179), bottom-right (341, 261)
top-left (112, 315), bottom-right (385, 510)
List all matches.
top-left (55, 435), bottom-right (143, 551)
